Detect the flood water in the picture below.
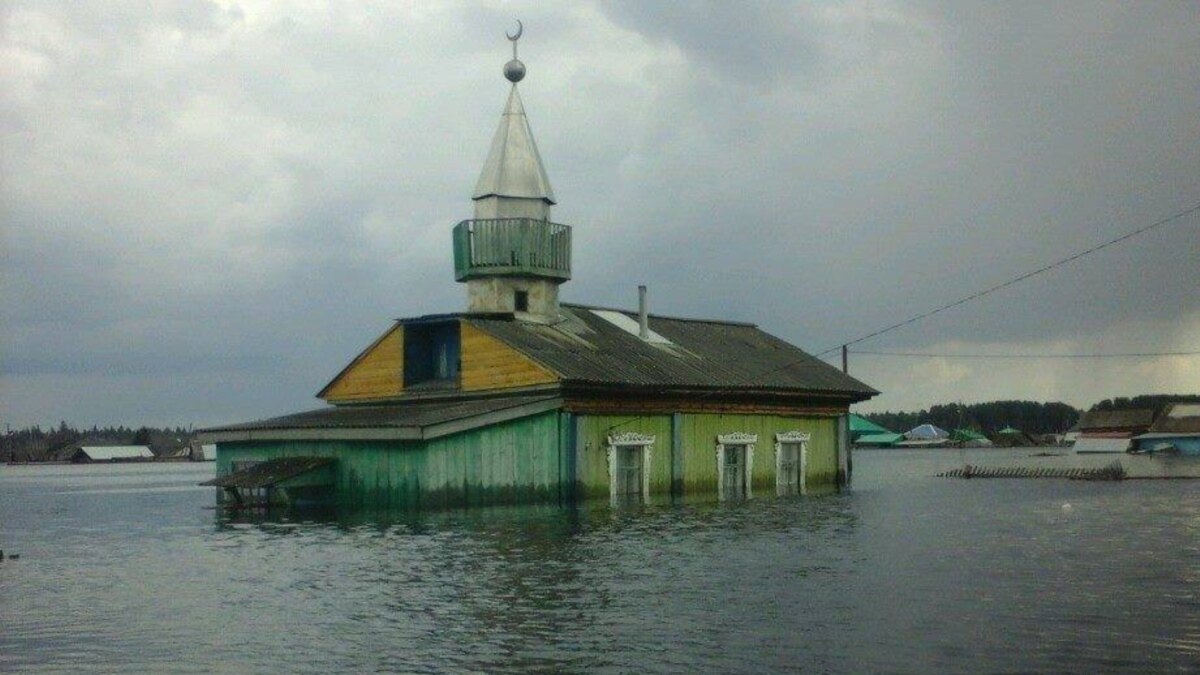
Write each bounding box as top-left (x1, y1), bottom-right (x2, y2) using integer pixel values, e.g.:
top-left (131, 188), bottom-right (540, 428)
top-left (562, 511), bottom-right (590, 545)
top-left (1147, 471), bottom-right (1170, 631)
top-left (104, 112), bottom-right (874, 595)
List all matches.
top-left (2, 449), bottom-right (1199, 673)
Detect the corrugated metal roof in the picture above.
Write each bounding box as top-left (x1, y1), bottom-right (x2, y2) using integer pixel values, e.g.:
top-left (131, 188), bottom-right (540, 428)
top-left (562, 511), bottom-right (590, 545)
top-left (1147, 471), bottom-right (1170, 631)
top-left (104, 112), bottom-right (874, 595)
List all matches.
top-left (1078, 409), bottom-right (1155, 431)
top-left (201, 395), bottom-right (560, 435)
top-left (855, 432), bottom-right (905, 445)
top-left (904, 424), bottom-right (949, 440)
top-left (467, 305), bottom-right (877, 399)
top-left (78, 446), bottom-right (154, 460)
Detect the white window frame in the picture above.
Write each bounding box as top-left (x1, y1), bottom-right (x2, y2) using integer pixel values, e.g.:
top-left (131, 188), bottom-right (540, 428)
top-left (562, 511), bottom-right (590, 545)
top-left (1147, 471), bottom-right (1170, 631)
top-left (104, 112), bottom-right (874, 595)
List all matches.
top-left (775, 431), bottom-right (811, 496)
top-left (716, 433), bottom-right (757, 501)
top-left (606, 432), bottom-right (655, 505)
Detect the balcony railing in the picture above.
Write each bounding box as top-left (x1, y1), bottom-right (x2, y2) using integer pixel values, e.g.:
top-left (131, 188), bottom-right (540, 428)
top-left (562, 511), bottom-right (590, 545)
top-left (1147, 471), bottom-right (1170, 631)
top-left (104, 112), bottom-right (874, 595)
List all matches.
top-left (452, 218), bottom-right (572, 282)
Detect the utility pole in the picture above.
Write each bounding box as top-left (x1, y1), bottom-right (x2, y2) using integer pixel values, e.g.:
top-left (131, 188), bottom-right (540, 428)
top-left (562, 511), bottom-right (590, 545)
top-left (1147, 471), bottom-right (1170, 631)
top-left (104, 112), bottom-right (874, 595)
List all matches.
top-left (840, 344), bottom-right (852, 487)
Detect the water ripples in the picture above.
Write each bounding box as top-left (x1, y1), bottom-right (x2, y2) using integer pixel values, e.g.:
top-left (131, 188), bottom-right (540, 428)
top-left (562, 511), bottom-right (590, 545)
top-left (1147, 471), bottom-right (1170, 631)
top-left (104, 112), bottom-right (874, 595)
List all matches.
top-left (4, 455), bottom-right (1200, 672)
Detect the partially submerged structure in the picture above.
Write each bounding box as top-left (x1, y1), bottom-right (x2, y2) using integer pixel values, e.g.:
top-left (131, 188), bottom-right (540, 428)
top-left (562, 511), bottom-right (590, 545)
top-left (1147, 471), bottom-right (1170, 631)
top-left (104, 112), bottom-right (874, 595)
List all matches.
top-left (850, 415), bottom-right (903, 448)
top-left (1074, 409), bottom-right (1155, 453)
top-left (992, 425), bottom-right (1036, 447)
top-left (899, 424), bottom-right (950, 447)
top-left (1132, 403), bottom-right (1200, 455)
top-left (854, 432), bottom-right (905, 448)
top-left (951, 428), bottom-right (992, 447)
top-left (200, 28), bottom-right (877, 509)
top-left (849, 414), bottom-right (893, 442)
top-left (59, 445), bottom-right (154, 463)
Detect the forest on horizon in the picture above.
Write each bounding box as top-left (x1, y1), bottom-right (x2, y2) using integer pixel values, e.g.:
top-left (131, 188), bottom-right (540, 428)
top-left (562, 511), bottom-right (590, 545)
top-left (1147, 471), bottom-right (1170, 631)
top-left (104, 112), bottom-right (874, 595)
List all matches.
top-left (861, 394), bottom-right (1200, 435)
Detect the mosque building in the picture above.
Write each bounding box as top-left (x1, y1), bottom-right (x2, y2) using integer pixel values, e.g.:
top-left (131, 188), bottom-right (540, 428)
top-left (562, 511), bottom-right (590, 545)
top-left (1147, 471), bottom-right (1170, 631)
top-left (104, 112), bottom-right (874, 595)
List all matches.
top-left (201, 26), bottom-right (878, 508)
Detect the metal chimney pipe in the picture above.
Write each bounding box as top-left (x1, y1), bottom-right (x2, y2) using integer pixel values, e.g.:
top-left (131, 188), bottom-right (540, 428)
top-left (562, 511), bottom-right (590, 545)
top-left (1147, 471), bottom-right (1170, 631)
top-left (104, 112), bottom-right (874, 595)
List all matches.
top-left (638, 285), bottom-right (649, 339)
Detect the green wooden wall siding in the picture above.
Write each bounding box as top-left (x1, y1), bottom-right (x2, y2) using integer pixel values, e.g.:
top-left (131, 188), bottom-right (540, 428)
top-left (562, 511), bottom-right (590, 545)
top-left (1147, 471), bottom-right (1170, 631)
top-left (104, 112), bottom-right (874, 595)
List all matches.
top-left (215, 411), bottom-right (562, 508)
top-left (674, 413), bottom-right (838, 494)
top-left (574, 414), bottom-right (674, 499)
top-left (573, 413), bottom-right (838, 499)
top-left (213, 410), bottom-right (839, 509)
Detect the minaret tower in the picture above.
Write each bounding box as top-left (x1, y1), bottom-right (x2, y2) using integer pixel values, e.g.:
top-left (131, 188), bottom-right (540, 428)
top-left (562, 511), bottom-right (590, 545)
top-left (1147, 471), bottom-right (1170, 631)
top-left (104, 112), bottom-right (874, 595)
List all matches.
top-left (452, 21), bottom-right (571, 323)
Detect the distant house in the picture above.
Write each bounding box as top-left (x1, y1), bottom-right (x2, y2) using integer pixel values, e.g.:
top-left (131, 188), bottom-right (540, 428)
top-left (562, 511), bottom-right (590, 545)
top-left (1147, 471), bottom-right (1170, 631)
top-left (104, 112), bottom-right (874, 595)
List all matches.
top-left (951, 428), bottom-right (993, 447)
top-left (899, 424), bottom-right (950, 447)
top-left (992, 426), bottom-right (1037, 447)
top-left (1132, 403), bottom-right (1200, 455)
top-left (1073, 409), bottom-right (1155, 453)
top-left (849, 414), bottom-right (892, 441)
top-left (1063, 423), bottom-right (1081, 445)
top-left (62, 445), bottom-right (154, 463)
top-left (855, 432), bottom-right (905, 448)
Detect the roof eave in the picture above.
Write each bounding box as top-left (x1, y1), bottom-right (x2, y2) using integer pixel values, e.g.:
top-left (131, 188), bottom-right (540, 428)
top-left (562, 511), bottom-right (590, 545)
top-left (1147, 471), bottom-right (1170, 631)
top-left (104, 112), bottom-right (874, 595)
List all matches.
top-left (198, 396), bottom-right (563, 444)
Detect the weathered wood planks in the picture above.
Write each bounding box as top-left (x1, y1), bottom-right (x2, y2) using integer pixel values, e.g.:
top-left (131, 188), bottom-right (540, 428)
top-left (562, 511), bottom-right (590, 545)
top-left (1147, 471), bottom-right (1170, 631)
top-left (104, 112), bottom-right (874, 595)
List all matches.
top-left (460, 323), bottom-right (557, 391)
top-left (320, 325), bottom-right (405, 402)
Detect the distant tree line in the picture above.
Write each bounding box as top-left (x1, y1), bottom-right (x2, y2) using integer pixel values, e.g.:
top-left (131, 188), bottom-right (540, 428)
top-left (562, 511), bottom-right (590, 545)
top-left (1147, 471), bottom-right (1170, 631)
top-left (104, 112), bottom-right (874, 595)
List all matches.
top-left (1089, 394), bottom-right (1200, 412)
top-left (864, 393), bottom-right (1200, 435)
top-left (863, 400), bottom-right (1081, 435)
top-left (1, 422), bottom-right (195, 462)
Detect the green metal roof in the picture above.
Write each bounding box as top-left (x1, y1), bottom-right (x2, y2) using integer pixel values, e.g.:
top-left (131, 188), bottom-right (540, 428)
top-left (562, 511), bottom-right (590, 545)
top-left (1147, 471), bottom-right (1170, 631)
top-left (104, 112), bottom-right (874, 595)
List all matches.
top-left (850, 414), bottom-right (891, 435)
top-left (951, 428), bottom-right (988, 442)
top-left (855, 432), bottom-right (905, 446)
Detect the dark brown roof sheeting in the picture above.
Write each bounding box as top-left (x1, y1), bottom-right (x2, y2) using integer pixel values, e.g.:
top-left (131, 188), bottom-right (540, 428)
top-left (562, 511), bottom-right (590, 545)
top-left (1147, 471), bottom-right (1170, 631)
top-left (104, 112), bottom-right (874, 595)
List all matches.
top-left (1078, 408), bottom-right (1156, 431)
top-left (1148, 403), bottom-right (1200, 434)
top-left (202, 395), bottom-right (559, 433)
top-left (202, 457), bottom-right (333, 488)
top-left (466, 305), bottom-right (877, 400)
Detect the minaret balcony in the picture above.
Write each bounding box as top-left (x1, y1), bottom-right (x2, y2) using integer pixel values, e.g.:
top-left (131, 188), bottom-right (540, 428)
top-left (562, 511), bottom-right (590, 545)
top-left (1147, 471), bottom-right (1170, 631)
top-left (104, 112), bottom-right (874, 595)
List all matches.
top-left (452, 218), bottom-right (572, 282)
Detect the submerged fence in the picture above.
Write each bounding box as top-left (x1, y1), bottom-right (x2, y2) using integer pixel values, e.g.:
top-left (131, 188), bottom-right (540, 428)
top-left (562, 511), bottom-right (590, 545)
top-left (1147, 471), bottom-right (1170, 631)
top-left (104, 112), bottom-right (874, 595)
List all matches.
top-left (937, 461), bottom-right (1126, 481)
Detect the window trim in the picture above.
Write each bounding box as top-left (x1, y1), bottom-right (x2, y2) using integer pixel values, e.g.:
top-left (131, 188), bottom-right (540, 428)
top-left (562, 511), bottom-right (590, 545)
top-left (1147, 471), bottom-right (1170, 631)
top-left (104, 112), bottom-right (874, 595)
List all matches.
top-left (606, 432), bottom-right (655, 505)
top-left (774, 431), bottom-right (811, 496)
top-left (715, 432), bottom-right (757, 501)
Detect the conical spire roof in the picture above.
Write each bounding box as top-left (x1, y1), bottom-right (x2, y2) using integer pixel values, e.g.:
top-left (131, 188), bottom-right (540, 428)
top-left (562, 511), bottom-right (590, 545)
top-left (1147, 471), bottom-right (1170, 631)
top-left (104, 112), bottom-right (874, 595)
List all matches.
top-left (473, 85), bottom-right (556, 204)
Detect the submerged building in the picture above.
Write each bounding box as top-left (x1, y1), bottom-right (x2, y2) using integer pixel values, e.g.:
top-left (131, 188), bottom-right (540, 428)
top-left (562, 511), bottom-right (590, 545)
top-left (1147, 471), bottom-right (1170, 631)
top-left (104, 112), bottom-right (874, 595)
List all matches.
top-left (1132, 403), bottom-right (1200, 455)
top-left (1073, 409), bottom-right (1155, 453)
top-left (201, 29), bottom-right (878, 508)
top-left (59, 445), bottom-right (155, 463)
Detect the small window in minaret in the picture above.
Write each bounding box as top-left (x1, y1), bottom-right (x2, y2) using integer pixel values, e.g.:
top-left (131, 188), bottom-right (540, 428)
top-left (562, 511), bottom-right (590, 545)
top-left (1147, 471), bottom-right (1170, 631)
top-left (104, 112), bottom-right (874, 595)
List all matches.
top-left (514, 290), bottom-right (529, 312)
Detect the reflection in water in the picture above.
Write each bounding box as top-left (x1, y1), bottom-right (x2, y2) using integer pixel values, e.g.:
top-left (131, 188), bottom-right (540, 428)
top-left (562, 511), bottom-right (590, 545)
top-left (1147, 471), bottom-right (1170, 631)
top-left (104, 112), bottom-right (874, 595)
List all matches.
top-left (2, 453), bottom-right (1200, 673)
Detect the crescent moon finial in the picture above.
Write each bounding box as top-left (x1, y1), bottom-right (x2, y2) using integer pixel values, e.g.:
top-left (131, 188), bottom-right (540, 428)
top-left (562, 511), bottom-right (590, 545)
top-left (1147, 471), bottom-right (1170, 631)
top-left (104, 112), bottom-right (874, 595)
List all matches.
top-left (506, 19), bottom-right (523, 42)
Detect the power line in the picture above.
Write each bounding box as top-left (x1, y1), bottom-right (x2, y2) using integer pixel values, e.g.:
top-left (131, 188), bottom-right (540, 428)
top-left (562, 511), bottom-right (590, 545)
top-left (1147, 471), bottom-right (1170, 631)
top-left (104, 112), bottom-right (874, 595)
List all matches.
top-left (850, 349), bottom-right (1200, 360)
top-left (813, 199), bottom-right (1200, 358)
top-left (604, 199), bottom-right (1200, 434)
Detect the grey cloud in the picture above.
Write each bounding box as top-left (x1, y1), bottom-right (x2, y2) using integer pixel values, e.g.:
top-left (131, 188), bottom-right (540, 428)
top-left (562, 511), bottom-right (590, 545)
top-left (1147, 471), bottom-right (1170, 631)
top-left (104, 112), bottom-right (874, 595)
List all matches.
top-left (2, 1), bottom-right (1198, 426)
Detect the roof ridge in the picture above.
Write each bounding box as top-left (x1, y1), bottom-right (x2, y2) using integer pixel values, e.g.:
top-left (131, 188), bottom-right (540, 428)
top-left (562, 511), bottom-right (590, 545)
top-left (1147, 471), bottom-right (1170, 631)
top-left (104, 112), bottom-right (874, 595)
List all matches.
top-left (562, 302), bottom-right (757, 327)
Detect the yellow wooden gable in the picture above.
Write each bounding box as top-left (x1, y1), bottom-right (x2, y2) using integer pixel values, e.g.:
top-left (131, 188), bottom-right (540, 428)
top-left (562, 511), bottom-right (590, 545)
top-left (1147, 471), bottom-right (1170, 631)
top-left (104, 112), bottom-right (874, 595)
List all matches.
top-left (318, 324), bottom-right (405, 403)
top-left (319, 320), bottom-right (558, 404)
top-left (460, 323), bottom-right (557, 391)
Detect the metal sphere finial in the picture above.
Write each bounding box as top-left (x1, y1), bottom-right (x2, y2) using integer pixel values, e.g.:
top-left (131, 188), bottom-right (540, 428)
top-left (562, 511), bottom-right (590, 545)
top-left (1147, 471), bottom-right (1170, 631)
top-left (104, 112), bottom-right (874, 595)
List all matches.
top-left (504, 59), bottom-right (526, 83)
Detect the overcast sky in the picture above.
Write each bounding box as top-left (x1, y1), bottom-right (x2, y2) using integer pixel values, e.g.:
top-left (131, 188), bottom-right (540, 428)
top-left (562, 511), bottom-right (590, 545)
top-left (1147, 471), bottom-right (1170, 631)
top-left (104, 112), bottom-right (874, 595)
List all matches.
top-left (2, 1), bottom-right (1198, 428)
